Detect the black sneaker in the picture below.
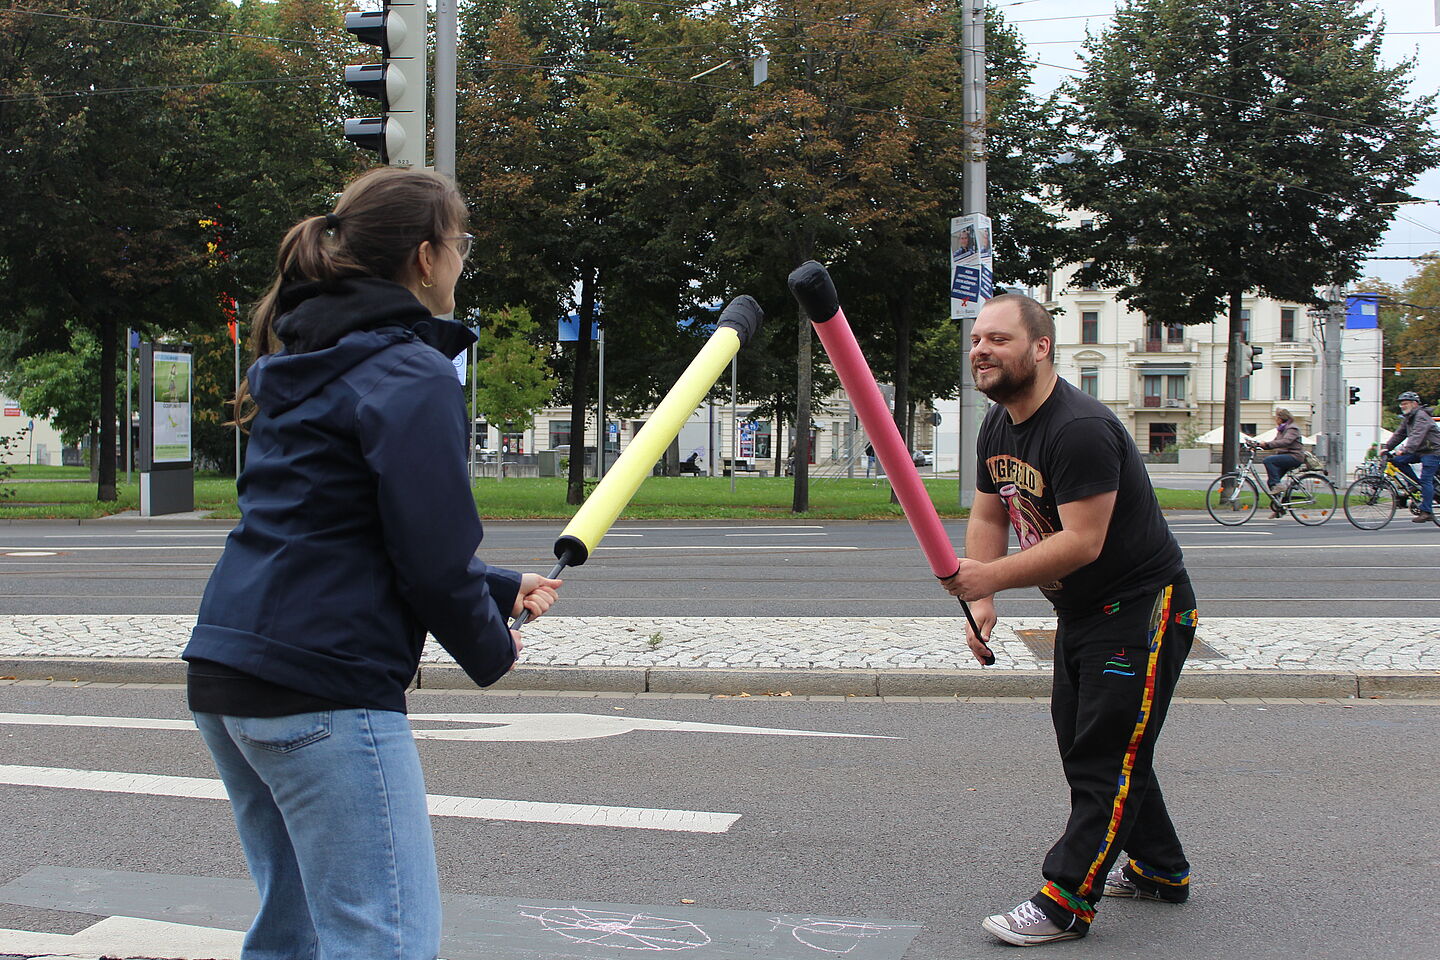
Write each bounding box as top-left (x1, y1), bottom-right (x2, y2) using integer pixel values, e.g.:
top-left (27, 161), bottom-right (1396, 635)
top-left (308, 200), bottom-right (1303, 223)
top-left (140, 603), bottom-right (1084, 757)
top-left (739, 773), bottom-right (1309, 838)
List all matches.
top-left (1103, 863), bottom-right (1189, 903)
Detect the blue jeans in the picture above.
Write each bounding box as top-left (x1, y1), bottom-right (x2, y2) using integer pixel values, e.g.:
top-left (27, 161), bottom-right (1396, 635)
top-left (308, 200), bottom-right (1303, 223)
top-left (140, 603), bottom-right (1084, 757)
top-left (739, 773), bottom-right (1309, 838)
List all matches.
top-left (1262, 453), bottom-right (1302, 489)
top-left (1391, 452), bottom-right (1440, 513)
top-left (194, 710), bottom-right (441, 960)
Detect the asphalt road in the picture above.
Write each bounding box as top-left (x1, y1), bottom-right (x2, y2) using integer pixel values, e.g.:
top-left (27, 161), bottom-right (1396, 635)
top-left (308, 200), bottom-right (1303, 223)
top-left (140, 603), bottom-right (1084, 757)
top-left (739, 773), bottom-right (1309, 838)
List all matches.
top-left (0, 685), bottom-right (1435, 959)
top-left (1, 515), bottom-right (1438, 619)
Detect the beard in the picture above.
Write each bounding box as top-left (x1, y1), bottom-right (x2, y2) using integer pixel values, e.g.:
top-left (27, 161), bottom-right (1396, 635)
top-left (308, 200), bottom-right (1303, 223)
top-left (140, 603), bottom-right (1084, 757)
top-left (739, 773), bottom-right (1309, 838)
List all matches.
top-left (973, 355), bottom-right (1039, 404)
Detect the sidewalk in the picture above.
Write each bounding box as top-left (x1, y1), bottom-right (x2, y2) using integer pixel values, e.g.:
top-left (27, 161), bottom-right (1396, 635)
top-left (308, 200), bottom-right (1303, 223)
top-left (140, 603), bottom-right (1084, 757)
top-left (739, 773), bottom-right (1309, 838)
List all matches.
top-left (2, 614), bottom-right (1436, 699)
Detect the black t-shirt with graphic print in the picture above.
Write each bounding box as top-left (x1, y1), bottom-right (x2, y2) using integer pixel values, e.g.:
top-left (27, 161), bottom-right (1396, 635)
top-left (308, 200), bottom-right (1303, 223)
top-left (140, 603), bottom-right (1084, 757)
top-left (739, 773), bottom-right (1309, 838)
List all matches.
top-left (975, 377), bottom-right (1184, 614)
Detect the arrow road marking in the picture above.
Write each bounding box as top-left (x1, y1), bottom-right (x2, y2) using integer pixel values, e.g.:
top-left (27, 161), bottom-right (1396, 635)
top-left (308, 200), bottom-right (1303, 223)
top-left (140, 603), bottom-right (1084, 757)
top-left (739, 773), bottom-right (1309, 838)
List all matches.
top-left (0, 712), bottom-right (894, 743)
top-left (0, 764), bottom-right (740, 833)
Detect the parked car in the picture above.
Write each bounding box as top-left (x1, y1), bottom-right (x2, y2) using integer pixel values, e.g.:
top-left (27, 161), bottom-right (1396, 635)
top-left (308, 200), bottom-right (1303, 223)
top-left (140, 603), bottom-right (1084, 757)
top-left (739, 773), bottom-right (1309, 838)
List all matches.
top-left (912, 449), bottom-right (932, 467)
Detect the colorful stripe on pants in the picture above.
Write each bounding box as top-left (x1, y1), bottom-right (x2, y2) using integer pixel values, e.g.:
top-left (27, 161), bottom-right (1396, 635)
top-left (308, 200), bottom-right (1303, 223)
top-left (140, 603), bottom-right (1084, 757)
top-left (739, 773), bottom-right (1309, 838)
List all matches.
top-left (1076, 584), bottom-right (1173, 901)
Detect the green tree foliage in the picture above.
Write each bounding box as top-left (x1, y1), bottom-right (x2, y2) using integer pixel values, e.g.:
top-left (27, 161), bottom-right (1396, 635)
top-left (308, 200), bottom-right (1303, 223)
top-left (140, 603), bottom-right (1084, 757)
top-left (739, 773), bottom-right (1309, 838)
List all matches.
top-left (0, 330), bottom-right (106, 447)
top-left (1057, 0), bottom-right (1439, 473)
top-left (0, 0), bottom-right (357, 491)
top-left (471, 305), bottom-right (559, 432)
top-left (1369, 259), bottom-right (1440, 406)
top-left (1059, 0), bottom-right (1438, 322)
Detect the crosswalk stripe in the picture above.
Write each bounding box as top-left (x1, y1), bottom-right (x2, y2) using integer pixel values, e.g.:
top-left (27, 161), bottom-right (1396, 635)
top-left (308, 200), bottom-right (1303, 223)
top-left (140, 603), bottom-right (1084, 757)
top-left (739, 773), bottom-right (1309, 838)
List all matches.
top-left (0, 765), bottom-right (740, 834)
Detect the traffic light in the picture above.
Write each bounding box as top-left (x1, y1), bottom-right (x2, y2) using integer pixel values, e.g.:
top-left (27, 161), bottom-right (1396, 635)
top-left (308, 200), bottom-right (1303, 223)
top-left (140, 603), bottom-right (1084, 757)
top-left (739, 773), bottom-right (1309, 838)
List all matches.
top-left (1349, 386), bottom-right (1360, 405)
top-left (343, 1), bottom-right (426, 168)
top-left (1236, 340), bottom-right (1264, 378)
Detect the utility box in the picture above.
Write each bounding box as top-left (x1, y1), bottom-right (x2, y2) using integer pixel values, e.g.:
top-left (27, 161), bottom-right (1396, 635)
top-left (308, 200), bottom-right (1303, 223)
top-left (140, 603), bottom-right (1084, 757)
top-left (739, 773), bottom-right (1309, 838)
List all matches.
top-left (537, 450), bottom-right (560, 477)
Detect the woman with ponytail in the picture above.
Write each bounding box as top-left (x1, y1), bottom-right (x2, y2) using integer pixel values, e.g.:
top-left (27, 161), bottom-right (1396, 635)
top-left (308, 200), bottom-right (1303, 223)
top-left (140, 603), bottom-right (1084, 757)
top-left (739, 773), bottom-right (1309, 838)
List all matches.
top-left (184, 167), bottom-right (561, 960)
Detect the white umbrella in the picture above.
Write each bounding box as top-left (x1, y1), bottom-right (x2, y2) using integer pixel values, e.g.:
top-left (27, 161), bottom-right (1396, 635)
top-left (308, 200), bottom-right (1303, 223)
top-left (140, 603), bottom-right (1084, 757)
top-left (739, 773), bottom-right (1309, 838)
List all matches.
top-left (1194, 426), bottom-right (1253, 445)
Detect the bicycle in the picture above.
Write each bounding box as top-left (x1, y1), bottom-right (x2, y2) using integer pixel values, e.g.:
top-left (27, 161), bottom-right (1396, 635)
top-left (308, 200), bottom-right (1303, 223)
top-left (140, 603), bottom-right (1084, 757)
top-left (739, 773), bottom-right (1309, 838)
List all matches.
top-left (1205, 443), bottom-right (1337, 526)
top-left (1342, 457), bottom-right (1440, 529)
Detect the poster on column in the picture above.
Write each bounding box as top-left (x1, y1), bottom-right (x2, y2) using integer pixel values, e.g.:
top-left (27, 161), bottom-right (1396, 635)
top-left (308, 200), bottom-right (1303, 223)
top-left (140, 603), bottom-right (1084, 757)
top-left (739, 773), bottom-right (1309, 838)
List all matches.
top-left (151, 351), bottom-right (192, 464)
top-left (950, 213), bottom-right (994, 320)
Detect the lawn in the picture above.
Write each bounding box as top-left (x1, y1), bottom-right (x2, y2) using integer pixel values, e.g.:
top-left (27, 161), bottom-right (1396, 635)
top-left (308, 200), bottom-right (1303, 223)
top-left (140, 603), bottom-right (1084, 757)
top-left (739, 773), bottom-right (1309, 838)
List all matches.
top-left (1, 464), bottom-right (1209, 520)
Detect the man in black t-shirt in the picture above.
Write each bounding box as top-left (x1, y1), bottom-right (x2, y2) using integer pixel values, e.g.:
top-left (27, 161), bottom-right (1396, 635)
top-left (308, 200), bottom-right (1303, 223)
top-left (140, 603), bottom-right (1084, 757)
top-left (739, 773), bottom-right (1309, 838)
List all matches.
top-left (942, 293), bottom-right (1197, 948)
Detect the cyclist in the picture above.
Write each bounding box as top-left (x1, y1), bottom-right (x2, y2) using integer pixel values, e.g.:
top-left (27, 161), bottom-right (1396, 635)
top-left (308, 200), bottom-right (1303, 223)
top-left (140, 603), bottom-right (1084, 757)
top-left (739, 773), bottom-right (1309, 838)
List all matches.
top-left (1381, 390), bottom-right (1440, 523)
top-left (1246, 408), bottom-right (1304, 515)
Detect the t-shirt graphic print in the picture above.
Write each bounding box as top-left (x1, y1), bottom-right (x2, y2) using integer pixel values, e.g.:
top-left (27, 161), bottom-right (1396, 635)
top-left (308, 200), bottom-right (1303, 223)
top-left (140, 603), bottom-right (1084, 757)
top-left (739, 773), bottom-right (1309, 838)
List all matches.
top-left (975, 378), bottom-right (1184, 613)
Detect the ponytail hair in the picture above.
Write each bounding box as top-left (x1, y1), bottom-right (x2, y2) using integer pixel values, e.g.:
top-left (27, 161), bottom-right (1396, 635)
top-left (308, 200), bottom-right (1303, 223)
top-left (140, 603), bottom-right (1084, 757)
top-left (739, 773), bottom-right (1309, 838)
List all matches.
top-left (232, 167), bottom-right (468, 426)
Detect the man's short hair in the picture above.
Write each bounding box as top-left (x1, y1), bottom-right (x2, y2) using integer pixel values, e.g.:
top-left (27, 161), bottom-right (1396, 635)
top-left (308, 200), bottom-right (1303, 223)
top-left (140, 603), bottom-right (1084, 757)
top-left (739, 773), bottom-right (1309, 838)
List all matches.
top-left (983, 293), bottom-right (1055, 361)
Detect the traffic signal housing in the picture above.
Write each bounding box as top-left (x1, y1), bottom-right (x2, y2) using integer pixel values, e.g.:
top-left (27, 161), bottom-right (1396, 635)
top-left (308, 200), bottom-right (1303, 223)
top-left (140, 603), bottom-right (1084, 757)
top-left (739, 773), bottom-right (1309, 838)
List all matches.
top-left (1349, 386), bottom-right (1360, 405)
top-left (1246, 343), bottom-right (1264, 376)
top-left (343, 1), bottom-right (426, 168)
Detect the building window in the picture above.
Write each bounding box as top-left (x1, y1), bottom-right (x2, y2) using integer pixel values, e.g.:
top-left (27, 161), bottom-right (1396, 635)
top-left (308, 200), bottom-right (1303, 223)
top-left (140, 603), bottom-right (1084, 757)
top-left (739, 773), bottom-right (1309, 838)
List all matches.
top-left (1143, 375), bottom-right (1162, 406)
top-left (1166, 375), bottom-right (1186, 400)
top-left (501, 423), bottom-right (524, 456)
top-left (1280, 368), bottom-right (1293, 400)
top-left (1149, 422), bottom-right (1177, 454)
top-left (1081, 367), bottom-right (1099, 398)
top-left (550, 419), bottom-right (571, 449)
top-left (1080, 262), bottom-right (1098, 292)
top-left (1167, 323), bottom-right (1185, 343)
top-left (1082, 311), bottom-right (1099, 344)
top-left (1241, 422), bottom-right (1258, 437)
top-left (1239, 308), bottom-right (1251, 342)
top-left (1145, 320), bottom-right (1162, 351)
top-left (1281, 308), bottom-right (1296, 342)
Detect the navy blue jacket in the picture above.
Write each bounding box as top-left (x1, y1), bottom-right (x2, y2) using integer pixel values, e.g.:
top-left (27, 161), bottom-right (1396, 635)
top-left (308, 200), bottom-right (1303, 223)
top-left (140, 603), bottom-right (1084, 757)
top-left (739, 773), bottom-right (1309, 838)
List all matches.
top-left (185, 278), bottom-right (520, 712)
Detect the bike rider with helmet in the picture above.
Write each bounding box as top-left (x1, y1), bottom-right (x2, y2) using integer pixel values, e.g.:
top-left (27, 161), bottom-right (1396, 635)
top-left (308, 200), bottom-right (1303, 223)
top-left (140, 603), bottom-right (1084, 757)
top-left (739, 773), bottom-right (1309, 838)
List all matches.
top-left (1381, 391), bottom-right (1440, 523)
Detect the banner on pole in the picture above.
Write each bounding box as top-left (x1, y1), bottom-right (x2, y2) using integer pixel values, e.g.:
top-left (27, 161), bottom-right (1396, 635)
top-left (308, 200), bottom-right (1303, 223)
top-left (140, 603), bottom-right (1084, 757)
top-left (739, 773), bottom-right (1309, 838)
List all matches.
top-left (950, 213), bottom-right (994, 320)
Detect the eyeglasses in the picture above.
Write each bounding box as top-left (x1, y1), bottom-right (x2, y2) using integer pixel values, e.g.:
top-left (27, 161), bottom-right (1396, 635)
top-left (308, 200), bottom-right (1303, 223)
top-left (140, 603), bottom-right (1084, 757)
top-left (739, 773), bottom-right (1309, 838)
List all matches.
top-left (449, 233), bottom-right (474, 261)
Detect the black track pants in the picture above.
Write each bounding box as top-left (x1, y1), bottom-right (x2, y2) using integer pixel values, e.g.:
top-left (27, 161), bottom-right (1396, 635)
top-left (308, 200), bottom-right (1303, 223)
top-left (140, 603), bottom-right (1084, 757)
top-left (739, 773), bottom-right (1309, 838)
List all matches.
top-left (1031, 575), bottom-right (1197, 931)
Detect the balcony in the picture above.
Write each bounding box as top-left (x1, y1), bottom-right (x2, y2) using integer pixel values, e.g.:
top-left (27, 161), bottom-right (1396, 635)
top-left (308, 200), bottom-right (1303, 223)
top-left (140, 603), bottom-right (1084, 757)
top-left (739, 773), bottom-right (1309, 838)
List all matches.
top-left (1134, 395), bottom-right (1194, 411)
top-left (1130, 338), bottom-right (1196, 354)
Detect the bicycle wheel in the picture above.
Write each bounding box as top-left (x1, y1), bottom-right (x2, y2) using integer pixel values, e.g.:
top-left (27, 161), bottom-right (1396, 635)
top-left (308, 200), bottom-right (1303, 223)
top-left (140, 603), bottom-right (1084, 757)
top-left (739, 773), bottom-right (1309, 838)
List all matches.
top-left (1206, 474), bottom-right (1260, 525)
top-left (1343, 477), bottom-right (1397, 530)
top-left (1287, 473), bottom-right (1336, 526)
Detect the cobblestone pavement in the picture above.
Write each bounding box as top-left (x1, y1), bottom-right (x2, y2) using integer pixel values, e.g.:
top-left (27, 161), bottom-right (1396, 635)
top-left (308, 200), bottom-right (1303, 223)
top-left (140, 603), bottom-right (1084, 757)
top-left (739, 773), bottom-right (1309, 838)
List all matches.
top-left (2, 614), bottom-right (1436, 682)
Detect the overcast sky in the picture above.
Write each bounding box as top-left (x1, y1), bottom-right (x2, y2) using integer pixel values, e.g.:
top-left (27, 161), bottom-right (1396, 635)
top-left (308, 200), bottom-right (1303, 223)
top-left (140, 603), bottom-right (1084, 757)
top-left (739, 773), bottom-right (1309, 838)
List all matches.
top-left (1000, 0), bottom-right (1440, 287)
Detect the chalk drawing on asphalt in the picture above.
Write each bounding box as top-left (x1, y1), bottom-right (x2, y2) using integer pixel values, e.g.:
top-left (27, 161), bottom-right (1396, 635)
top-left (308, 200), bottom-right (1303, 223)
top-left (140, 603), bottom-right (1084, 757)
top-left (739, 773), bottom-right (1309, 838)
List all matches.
top-left (519, 906), bottom-right (712, 951)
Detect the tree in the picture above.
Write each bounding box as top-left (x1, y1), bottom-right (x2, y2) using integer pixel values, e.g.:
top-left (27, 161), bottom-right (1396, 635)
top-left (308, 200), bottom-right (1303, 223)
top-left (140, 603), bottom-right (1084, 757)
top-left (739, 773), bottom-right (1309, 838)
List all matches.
top-left (1057, 0), bottom-right (1439, 478)
top-left (0, 0), bottom-right (357, 494)
top-left (471, 305), bottom-right (559, 440)
top-left (1370, 258), bottom-right (1440, 406)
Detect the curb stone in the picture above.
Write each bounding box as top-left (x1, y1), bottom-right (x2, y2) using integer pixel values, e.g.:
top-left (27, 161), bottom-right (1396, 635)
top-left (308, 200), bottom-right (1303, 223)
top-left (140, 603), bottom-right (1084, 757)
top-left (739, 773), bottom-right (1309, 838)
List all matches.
top-left (1, 657), bottom-right (1438, 699)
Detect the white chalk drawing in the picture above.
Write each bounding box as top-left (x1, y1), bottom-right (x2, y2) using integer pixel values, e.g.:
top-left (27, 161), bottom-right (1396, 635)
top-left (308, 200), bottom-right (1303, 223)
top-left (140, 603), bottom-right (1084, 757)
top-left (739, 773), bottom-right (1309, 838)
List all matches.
top-left (769, 917), bottom-right (921, 955)
top-left (520, 906), bottom-right (712, 951)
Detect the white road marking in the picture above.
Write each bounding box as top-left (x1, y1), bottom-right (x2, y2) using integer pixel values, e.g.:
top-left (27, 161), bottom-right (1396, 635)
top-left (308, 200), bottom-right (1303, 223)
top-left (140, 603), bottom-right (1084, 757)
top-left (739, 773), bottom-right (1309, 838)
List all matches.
top-left (0, 712), bottom-right (890, 743)
top-left (408, 713), bottom-right (895, 742)
top-left (43, 532), bottom-right (226, 538)
top-left (2, 551), bottom-right (59, 556)
top-left (0, 764), bottom-right (740, 833)
top-left (1182, 543), bottom-right (1440, 550)
top-left (594, 545), bottom-right (857, 551)
top-left (0, 914), bottom-right (243, 959)
top-left (724, 532), bottom-right (828, 537)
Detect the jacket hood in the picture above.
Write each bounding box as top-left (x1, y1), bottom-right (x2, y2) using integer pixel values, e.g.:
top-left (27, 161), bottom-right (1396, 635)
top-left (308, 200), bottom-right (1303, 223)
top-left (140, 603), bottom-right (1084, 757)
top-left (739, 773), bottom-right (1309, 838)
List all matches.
top-left (250, 277), bottom-right (475, 415)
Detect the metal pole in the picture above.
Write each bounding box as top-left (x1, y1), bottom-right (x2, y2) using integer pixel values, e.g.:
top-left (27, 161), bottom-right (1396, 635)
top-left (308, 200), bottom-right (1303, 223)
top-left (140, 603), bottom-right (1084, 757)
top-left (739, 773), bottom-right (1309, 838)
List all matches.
top-left (233, 308), bottom-right (241, 477)
top-left (957, 0), bottom-right (987, 509)
top-left (125, 328), bottom-right (133, 484)
top-left (1322, 288), bottom-right (1345, 471)
top-left (433, 0), bottom-right (457, 177)
top-left (468, 339), bottom-right (478, 480)
top-left (597, 325), bottom-right (606, 478)
top-left (730, 356), bottom-right (737, 495)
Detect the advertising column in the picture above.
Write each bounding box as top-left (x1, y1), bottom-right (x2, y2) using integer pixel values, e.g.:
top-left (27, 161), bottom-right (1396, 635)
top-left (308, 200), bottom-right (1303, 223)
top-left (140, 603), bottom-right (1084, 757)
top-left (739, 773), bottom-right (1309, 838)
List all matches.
top-left (139, 341), bottom-right (195, 516)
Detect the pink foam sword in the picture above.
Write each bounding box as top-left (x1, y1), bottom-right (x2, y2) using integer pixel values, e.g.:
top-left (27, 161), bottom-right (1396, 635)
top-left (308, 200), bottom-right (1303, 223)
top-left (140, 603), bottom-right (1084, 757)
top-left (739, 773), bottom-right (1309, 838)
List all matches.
top-left (788, 261), bottom-right (992, 663)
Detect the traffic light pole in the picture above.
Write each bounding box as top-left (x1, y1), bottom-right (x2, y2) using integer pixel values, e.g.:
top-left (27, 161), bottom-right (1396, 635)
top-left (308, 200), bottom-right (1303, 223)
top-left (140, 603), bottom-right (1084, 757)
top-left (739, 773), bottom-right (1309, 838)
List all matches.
top-left (957, 0), bottom-right (986, 509)
top-left (434, 0), bottom-right (457, 177)
top-left (1321, 288), bottom-right (1345, 470)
